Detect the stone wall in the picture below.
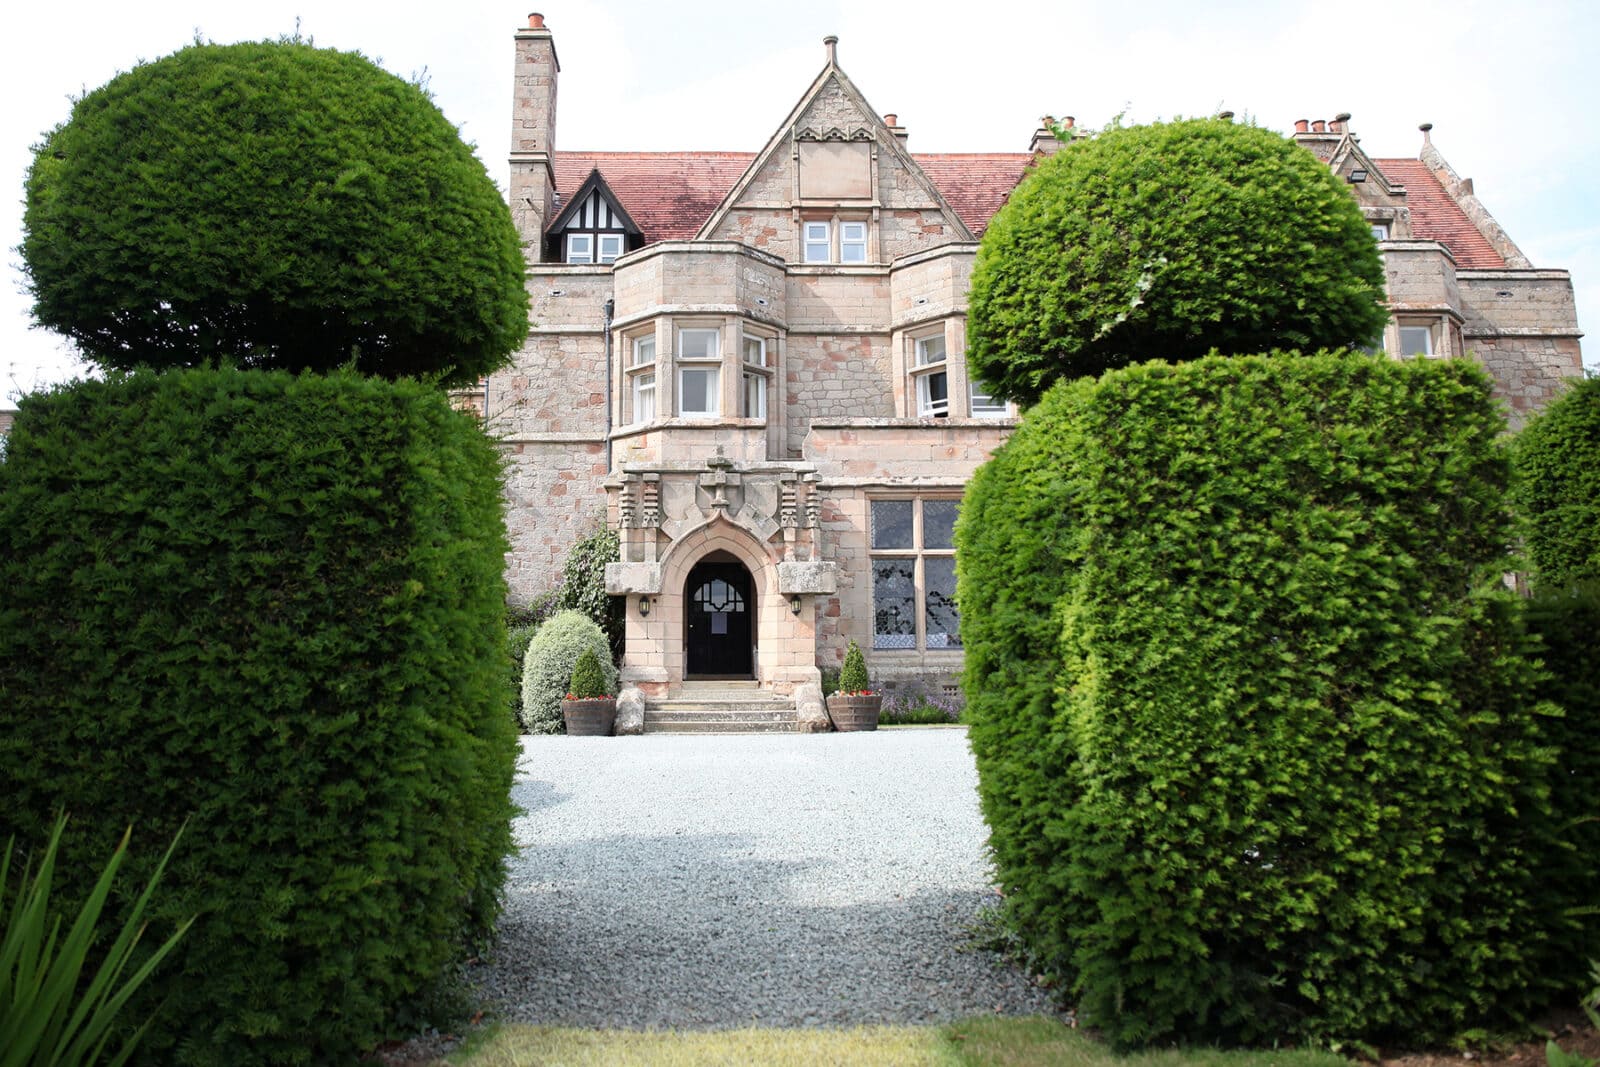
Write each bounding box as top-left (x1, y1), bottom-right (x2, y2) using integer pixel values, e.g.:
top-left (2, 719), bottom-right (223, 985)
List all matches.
top-left (501, 439), bottom-right (609, 603)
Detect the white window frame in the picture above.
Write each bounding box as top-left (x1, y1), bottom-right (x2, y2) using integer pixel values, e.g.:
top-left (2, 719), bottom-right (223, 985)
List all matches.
top-left (803, 221), bottom-right (831, 264)
top-left (740, 334), bottom-right (773, 421)
top-left (1370, 222), bottom-right (1391, 241)
top-left (632, 335), bottom-right (656, 368)
top-left (840, 221), bottom-right (868, 263)
top-left (742, 371), bottom-right (768, 420)
top-left (598, 233), bottom-right (625, 264)
top-left (913, 334), bottom-right (949, 418)
top-left (676, 327), bottom-right (721, 417)
top-left (1395, 323), bottom-right (1435, 359)
top-left (565, 233), bottom-right (594, 264)
top-left (631, 371), bottom-right (656, 424)
top-left (969, 379), bottom-right (1007, 419)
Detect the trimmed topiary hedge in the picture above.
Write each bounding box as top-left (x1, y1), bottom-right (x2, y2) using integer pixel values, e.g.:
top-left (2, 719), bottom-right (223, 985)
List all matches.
top-left (958, 352), bottom-right (1562, 1048)
top-left (0, 368), bottom-right (518, 1066)
top-left (520, 610), bottom-right (617, 734)
top-left (1512, 374), bottom-right (1600, 590)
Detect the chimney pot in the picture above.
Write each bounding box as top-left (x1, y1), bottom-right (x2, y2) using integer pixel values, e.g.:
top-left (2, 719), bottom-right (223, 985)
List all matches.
top-left (1312, 119), bottom-right (1326, 133)
top-left (1294, 119), bottom-right (1309, 133)
top-left (884, 113), bottom-right (898, 126)
top-left (823, 35), bottom-right (838, 65)
top-left (1062, 116), bottom-right (1075, 128)
top-left (528, 11), bottom-right (545, 29)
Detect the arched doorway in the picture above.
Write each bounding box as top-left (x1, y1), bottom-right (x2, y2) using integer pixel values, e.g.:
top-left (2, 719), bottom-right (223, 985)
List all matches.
top-left (684, 554), bottom-right (755, 679)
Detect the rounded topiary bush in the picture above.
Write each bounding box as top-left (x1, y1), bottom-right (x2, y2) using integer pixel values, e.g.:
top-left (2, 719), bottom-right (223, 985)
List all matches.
top-left (21, 39), bottom-right (528, 385)
top-left (520, 610), bottom-right (617, 733)
top-left (967, 118), bottom-right (1388, 404)
top-left (1512, 374), bottom-right (1600, 590)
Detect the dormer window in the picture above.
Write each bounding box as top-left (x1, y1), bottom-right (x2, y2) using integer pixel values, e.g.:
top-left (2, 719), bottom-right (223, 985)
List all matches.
top-left (547, 168), bottom-right (641, 265)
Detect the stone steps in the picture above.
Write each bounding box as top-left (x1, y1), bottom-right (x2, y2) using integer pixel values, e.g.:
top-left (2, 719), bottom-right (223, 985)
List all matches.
top-left (641, 683), bottom-right (799, 734)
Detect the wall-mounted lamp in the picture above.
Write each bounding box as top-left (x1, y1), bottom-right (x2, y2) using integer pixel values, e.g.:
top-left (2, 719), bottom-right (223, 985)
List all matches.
top-left (638, 596), bottom-right (651, 617)
top-left (1348, 169), bottom-right (1368, 183)
top-left (790, 596), bottom-right (802, 615)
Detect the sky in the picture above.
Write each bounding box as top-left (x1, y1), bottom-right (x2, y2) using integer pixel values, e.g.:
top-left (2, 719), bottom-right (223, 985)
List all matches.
top-left (4, 0), bottom-right (1596, 404)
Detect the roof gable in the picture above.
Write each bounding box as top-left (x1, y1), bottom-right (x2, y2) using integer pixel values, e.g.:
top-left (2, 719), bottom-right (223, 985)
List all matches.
top-left (547, 168), bottom-right (642, 235)
top-left (695, 59), bottom-right (974, 242)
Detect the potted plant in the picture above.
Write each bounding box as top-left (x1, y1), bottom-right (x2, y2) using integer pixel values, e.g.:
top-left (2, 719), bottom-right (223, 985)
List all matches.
top-left (826, 640), bottom-right (881, 732)
top-left (561, 646), bottom-right (617, 736)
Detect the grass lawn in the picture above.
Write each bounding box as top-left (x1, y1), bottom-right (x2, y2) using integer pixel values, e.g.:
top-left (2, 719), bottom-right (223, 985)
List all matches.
top-left (444, 1016), bottom-right (1352, 1066)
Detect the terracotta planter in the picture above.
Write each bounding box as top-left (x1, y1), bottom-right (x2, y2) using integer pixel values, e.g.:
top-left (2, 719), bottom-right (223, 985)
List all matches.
top-left (562, 697), bottom-right (617, 736)
top-left (826, 693), bottom-right (881, 732)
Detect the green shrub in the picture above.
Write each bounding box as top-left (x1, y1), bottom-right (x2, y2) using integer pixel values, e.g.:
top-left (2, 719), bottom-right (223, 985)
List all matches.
top-left (967, 118), bottom-right (1388, 404)
top-left (507, 622), bottom-right (541, 724)
top-left (558, 523), bottom-right (624, 661)
top-left (521, 610), bottom-right (617, 734)
top-left (568, 648), bottom-right (610, 700)
top-left (21, 40), bottom-right (527, 385)
top-left (958, 352), bottom-right (1559, 1047)
top-left (1513, 375), bottom-right (1600, 589)
top-left (837, 641), bottom-right (871, 694)
top-left (2, 817), bottom-right (190, 1067)
top-left (0, 367), bottom-right (518, 1066)
top-left (1523, 583), bottom-right (1600, 963)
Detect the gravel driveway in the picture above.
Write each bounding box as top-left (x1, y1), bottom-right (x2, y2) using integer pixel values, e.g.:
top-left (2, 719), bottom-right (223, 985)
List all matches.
top-left (474, 729), bottom-right (1059, 1029)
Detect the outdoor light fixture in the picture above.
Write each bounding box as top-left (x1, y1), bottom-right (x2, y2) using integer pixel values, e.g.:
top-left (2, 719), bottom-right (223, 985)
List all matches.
top-left (638, 596), bottom-right (651, 617)
top-left (790, 596), bottom-right (802, 615)
top-left (1348, 168), bottom-right (1368, 183)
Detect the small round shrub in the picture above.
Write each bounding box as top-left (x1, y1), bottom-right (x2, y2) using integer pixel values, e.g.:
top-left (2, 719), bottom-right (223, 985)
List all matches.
top-left (837, 640), bottom-right (870, 694)
top-left (520, 610), bottom-right (617, 733)
top-left (1512, 374), bottom-right (1600, 589)
top-left (568, 647), bottom-right (610, 699)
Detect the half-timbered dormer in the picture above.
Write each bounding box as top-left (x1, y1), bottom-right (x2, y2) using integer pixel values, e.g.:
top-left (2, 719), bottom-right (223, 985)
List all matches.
top-left (547, 169), bottom-right (642, 263)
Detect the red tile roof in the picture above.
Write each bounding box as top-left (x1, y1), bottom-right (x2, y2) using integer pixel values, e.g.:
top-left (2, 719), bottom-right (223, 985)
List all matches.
top-left (914, 154), bottom-right (1036, 235)
top-left (552, 150), bottom-right (1505, 270)
top-left (1375, 158), bottom-right (1506, 269)
top-left (553, 153), bottom-right (752, 242)
top-left (552, 151), bottom-right (1035, 243)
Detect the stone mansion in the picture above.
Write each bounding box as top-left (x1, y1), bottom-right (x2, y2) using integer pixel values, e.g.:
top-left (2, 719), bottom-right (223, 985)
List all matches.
top-left (483, 14), bottom-right (1584, 706)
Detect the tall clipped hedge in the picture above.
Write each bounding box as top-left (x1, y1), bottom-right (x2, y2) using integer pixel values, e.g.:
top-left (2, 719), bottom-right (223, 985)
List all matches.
top-left (1512, 374), bottom-right (1600, 589)
top-left (0, 368), bottom-right (519, 1066)
top-left (958, 352), bottom-right (1561, 1047)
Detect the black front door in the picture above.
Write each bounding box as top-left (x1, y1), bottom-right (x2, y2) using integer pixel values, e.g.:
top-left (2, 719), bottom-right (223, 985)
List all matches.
top-left (685, 561), bottom-right (754, 678)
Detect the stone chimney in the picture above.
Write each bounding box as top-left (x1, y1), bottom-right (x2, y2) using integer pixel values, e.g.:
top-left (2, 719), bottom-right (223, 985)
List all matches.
top-left (1030, 115), bottom-right (1072, 155)
top-left (882, 112), bottom-right (908, 145)
top-left (510, 13), bottom-right (560, 261)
